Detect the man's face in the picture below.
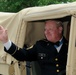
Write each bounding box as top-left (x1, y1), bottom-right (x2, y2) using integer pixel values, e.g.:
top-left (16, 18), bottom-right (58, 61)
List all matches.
top-left (44, 20), bottom-right (62, 43)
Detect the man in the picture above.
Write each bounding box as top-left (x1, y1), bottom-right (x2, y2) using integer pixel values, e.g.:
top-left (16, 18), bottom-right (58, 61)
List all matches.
top-left (0, 20), bottom-right (68, 75)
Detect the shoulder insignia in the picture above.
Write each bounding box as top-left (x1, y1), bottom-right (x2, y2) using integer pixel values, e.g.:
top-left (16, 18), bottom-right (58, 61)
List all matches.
top-left (18, 47), bottom-right (20, 50)
top-left (26, 45), bottom-right (33, 50)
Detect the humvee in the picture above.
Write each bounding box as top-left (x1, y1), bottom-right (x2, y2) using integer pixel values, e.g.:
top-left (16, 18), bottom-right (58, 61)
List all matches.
top-left (0, 2), bottom-right (76, 75)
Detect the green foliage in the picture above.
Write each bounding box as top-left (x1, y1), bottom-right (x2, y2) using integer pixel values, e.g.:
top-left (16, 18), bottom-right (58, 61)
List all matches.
top-left (0, 0), bottom-right (76, 12)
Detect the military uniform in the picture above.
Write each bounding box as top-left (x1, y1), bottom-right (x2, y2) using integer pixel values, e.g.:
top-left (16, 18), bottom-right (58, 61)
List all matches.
top-left (4, 37), bottom-right (68, 75)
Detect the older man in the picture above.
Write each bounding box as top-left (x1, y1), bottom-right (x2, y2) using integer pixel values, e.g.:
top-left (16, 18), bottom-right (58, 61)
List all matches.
top-left (0, 20), bottom-right (68, 75)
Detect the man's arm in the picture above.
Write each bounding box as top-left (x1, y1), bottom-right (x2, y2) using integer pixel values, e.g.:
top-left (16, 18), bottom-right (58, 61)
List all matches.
top-left (0, 26), bottom-right (26, 61)
top-left (0, 25), bottom-right (37, 61)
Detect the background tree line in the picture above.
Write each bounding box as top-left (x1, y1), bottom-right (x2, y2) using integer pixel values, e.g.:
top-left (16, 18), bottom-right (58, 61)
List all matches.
top-left (0, 0), bottom-right (76, 12)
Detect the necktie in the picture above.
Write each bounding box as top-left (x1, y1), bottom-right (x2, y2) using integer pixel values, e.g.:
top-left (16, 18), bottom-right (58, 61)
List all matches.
top-left (54, 41), bottom-right (60, 46)
top-left (50, 38), bottom-right (63, 47)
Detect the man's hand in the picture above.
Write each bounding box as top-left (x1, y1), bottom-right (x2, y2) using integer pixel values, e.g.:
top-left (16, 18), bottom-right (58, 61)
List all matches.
top-left (0, 25), bottom-right (8, 43)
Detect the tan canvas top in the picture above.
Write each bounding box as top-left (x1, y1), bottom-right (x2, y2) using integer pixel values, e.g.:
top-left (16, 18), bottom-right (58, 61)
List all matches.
top-left (22, 2), bottom-right (76, 21)
top-left (0, 1), bottom-right (75, 67)
top-left (0, 2), bottom-right (76, 75)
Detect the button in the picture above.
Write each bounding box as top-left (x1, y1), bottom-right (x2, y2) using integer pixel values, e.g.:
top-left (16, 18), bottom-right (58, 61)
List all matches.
top-left (55, 58), bottom-right (58, 61)
top-left (56, 64), bottom-right (59, 67)
top-left (57, 69), bottom-right (59, 72)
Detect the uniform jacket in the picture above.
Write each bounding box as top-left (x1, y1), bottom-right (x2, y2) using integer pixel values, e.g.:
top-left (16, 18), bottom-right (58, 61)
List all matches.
top-left (4, 37), bottom-right (68, 75)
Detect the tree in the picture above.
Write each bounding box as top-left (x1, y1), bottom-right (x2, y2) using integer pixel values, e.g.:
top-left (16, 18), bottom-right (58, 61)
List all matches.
top-left (0, 0), bottom-right (76, 12)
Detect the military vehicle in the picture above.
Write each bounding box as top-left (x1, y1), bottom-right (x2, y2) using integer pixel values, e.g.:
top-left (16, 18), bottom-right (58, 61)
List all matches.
top-left (0, 2), bottom-right (76, 75)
